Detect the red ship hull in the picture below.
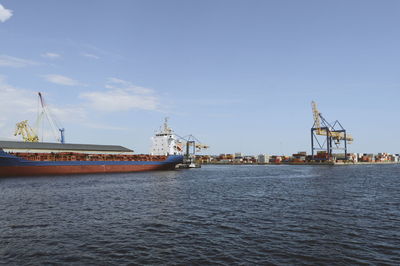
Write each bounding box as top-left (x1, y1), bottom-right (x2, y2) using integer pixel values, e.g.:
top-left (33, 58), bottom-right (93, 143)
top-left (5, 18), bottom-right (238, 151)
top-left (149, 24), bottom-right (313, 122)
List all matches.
top-left (0, 149), bottom-right (183, 177)
top-left (0, 163), bottom-right (177, 177)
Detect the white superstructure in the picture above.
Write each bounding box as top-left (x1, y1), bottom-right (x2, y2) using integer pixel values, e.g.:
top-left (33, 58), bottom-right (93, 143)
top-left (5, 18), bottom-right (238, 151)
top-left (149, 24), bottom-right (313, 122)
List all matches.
top-left (150, 118), bottom-right (183, 156)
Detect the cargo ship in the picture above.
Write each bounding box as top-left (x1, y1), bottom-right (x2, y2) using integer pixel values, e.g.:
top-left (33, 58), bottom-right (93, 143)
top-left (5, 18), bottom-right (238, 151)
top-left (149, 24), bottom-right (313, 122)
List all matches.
top-left (0, 119), bottom-right (184, 177)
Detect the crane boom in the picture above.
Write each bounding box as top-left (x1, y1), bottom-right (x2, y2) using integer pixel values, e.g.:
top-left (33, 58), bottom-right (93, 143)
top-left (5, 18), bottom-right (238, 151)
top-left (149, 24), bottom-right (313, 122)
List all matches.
top-left (195, 143), bottom-right (209, 149)
top-left (311, 101), bottom-right (321, 134)
top-left (36, 92), bottom-right (65, 143)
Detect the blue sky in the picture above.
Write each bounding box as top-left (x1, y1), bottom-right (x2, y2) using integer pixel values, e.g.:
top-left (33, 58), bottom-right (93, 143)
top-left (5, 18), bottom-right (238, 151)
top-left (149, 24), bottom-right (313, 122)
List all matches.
top-left (1, 0), bottom-right (400, 155)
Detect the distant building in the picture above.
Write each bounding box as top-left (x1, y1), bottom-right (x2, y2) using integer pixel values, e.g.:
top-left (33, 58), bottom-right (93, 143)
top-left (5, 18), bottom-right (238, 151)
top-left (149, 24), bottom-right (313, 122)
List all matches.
top-left (243, 156), bottom-right (256, 164)
top-left (257, 154), bottom-right (270, 164)
top-left (235, 152), bottom-right (243, 158)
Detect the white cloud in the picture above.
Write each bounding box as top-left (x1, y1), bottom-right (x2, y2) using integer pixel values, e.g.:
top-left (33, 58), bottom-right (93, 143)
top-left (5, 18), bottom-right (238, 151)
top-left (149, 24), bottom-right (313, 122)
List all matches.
top-left (0, 76), bottom-right (37, 113)
top-left (80, 78), bottom-right (159, 111)
top-left (0, 55), bottom-right (38, 67)
top-left (43, 74), bottom-right (84, 86)
top-left (106, 77), bottom-right (154, 94)
top-left (0, 76), bottom-right (39, 140)
top-left (81, 53), bottom-right (100, 59)
top-left (42, 52), bottom-right (61, 59)
top-left (0, 4), bottom-right (12, 23)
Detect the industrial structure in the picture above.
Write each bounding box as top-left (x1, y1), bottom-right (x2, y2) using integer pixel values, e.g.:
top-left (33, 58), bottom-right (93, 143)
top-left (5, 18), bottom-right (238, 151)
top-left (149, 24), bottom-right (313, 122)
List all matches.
top-left (311, 101), bottom-right (353, 161)
top-left (183, 135), bottom-right (209, 157)
top-left (181, 135), bottom-right (209, 167)
top-left (14, 92), bottom-right (65, 144)
top-left (14, 120), bottom-right (39, 142)
top-left (37, 92), bottom-right (65, 144)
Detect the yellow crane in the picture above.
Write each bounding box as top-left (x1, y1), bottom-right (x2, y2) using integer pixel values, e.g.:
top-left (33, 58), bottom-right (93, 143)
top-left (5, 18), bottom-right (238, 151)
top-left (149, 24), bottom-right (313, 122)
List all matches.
top-left (311, 101), bottom-right (353, 143)
top-left (311, 101), bottom-right (321, 134)
top-left (311, 101), bottom-right (354, 161)
top-left (14, 120), bottom-right (39, 142)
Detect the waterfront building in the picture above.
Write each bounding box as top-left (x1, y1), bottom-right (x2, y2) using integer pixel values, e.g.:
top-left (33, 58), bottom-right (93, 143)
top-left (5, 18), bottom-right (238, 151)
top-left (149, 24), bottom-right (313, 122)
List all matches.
top-left (257, 154), bottom-right (270, 164)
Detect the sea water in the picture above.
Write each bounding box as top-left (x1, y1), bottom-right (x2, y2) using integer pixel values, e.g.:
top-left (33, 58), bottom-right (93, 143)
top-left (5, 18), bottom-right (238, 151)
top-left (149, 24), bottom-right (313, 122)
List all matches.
top-left (1, 165), bottom-right (399, 265)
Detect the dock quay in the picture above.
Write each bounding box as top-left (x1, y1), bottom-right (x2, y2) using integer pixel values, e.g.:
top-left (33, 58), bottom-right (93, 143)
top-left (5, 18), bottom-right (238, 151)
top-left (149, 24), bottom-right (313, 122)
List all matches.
top-left (195, 152), bottom-right (400, 166)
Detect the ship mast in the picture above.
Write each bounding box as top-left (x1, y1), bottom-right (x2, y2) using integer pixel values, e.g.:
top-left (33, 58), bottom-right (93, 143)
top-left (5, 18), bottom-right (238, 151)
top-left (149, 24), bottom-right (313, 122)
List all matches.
top-left (163, 117), bottom-right (172, 134)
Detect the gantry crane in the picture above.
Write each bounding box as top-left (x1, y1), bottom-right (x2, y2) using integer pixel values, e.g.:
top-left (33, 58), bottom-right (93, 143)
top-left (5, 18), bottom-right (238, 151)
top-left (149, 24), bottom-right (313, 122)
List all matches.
top-left (183, 135), bottom-right (209, 167)
top-left (182, 135), bottom-right (209, 155)
top-left (174, 133), bottom-right (209, 166)
top-left (311, 101), bottom-right (353, 160)
top-left (14, 120), bottom-right (39, 142)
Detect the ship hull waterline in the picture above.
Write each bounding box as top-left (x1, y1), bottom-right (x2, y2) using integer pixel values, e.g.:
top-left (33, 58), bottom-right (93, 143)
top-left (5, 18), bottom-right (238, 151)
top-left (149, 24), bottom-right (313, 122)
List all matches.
top-left (0, 163), bottom-right (178, 177)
